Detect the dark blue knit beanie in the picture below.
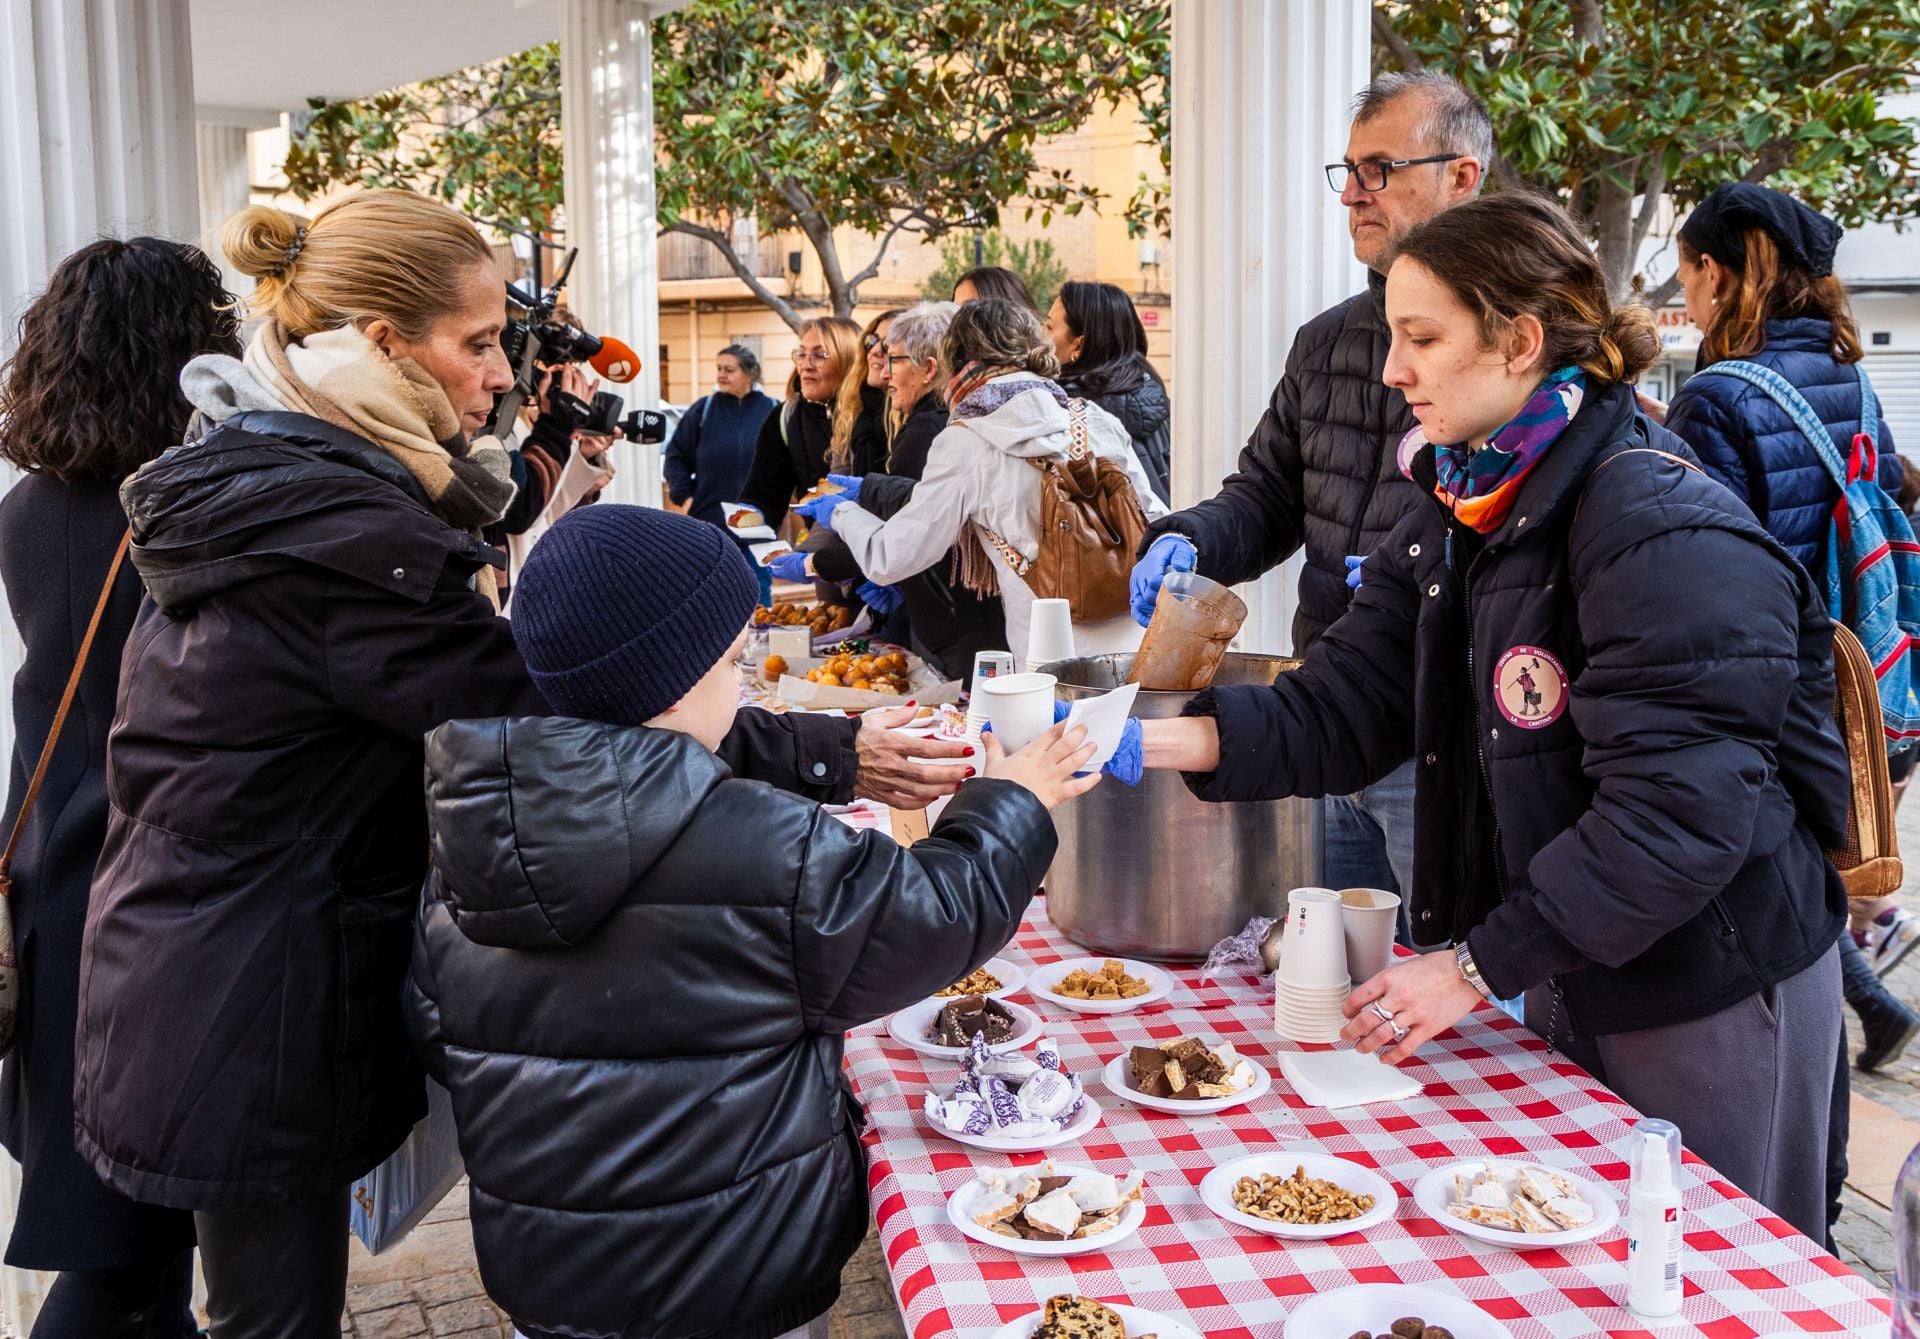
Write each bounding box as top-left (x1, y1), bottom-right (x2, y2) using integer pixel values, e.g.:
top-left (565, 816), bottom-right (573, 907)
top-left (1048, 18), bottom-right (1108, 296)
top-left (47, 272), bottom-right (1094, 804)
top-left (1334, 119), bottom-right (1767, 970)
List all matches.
top-left (511, 505), bottom-right (759, 725)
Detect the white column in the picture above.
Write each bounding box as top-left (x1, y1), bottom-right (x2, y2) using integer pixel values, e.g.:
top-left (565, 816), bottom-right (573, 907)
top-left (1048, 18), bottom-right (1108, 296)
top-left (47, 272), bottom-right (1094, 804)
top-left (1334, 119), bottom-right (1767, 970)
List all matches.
top-left (196, 122), bottom-right (253, 295)
top-left (0, 0), bottom-right (200, 352)
top-left (559, 0), bottom-right (664, 510)
top-left (1171, 0), bottom-right (1369, 656)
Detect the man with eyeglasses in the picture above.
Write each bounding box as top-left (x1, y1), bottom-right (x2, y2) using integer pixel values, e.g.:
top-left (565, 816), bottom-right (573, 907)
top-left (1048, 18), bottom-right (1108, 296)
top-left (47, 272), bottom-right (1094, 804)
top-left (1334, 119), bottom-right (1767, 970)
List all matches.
top-left (1129, 70), bottom-right (1489, 932)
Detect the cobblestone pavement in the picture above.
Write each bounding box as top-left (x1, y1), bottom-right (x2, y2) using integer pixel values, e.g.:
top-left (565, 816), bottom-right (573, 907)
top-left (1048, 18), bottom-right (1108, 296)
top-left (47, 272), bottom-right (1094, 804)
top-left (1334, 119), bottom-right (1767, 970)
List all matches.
top-left (347, 806), bottom-right (1920, 1332)
top-left (341, 1182), bottom-right (907, 1339)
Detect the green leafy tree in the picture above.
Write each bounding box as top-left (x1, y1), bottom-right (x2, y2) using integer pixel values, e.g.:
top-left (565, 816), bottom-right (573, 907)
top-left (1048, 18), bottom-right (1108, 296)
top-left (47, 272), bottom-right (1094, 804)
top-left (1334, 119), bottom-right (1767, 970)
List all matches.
top-left (1375, 0), bottom-right (1920, 304)
top-left (921, 231), bottom-right (1069, 309)
top-left (653, 0), bottom-right (1170, 330)
top-left (283, 45), bottom-right (565, 236)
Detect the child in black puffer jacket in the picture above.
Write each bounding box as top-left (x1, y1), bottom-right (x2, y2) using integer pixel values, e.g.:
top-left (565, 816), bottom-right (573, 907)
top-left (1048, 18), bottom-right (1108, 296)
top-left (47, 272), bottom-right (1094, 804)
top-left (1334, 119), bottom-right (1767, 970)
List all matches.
top-left (407, 505), bottom-right (1093, 1339)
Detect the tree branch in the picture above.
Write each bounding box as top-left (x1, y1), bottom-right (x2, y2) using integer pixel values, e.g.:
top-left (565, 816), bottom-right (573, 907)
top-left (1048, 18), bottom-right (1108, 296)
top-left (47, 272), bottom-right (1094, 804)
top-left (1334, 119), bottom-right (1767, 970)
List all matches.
top-left (1372, 8), bottom-right (1424, 70)
top-left (1743, 138), bottom-right (1795, 183)
top-left (663, 219), bottom-right (805, 333)
top-left (1571, 0), bottom-right (1606, 47)
top-left (1643, 273), bottom-right (1683, 309)
top-left (1627, 156), bottom-right (1668, 260)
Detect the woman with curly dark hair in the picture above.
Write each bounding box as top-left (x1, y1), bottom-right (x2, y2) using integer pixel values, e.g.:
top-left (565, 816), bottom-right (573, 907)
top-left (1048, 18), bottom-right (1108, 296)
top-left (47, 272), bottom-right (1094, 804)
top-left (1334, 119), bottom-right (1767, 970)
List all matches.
top-left (0, 237), bottom-right (239, 1336)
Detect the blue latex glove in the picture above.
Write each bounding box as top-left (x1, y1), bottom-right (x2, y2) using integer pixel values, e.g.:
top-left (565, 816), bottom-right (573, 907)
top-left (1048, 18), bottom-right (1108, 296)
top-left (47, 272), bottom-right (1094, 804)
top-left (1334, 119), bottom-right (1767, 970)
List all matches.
top-left (1344, 553), bottom-right (1366, 590)
top-left (766, 550), bottom-right (811, 582)
top-left (1129, 534), bottom-right (1197, 626)
top-left (793, 491), bottom-right (854, 528)
top-left (856, 581), bottom-right (903, 615)
top-left (1037, 701), bottom-right (1145, 785)
top-left (824, 473), bottom-right (864, 504)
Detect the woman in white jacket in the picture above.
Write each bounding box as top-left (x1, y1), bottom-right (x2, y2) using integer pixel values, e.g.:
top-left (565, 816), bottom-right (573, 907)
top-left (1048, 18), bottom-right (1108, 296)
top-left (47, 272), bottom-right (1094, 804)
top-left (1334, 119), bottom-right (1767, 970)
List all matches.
top-left (798, 298), bottom-right (1168, 667)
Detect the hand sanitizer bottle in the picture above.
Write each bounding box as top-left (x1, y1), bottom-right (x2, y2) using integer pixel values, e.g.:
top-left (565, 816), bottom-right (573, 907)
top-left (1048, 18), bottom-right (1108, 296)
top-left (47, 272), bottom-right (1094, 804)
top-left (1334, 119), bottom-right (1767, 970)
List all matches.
top-left (1895, 1137), bottom-right (1920, 1337)
top-left (1626, 1119), bottom-right (1684, 1318)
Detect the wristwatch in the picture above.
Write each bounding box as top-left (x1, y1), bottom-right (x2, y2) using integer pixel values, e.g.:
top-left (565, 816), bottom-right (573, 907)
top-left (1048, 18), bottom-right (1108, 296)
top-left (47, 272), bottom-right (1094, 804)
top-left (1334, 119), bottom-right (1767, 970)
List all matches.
top-left (1455, 941), bottom-right (1493, 1000)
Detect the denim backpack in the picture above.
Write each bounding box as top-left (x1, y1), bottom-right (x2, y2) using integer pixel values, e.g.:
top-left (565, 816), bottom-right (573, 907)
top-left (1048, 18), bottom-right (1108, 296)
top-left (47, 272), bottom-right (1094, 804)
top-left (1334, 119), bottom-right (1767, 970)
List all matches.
top-left (1689, 360), bottom-right (1920, 755)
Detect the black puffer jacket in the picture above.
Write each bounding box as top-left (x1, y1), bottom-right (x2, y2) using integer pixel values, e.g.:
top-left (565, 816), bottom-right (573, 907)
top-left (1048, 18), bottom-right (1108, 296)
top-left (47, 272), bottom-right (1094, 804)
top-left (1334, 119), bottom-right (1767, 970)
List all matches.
top-left (738, 399), bottom-right (833, 529)
top-left (1142, 274), bottom-right (1421, 654)
top-left (408, 716), bottom-right (1055, 1339)
top-left (1189, 383), bottom-right (1849, 1037)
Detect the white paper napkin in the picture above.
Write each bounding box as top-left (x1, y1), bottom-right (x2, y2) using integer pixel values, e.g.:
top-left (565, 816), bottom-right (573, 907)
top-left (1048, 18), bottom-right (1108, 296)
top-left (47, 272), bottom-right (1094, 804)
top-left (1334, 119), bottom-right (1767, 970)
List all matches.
top-left (1280, 1049), bottom-right (1424, 1109)
top-left (1063, 681), bottom-right (1140, 772)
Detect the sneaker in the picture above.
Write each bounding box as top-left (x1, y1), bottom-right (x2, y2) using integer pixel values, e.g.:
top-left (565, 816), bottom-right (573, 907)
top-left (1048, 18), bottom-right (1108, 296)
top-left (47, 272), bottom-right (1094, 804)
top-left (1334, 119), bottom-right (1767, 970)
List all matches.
top-left (1859, 993), bottom-right (1920, 1072)
top-left (1866, 907), bottom-right (1920, 978)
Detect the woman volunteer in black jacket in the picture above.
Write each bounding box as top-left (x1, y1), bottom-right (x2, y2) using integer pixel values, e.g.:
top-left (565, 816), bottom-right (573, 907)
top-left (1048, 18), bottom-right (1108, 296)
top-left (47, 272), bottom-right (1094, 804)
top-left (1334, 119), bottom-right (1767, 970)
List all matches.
top-left (1139, 193), bottom-right (1850, 1241)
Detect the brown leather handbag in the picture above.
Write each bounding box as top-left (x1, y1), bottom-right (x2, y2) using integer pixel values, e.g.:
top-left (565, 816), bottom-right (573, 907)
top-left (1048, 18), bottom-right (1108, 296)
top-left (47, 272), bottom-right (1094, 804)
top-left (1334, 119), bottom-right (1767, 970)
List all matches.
top-left (0, 530), bottom-right (131, 1058)
top-left (1829, 620), bottom-right (1904, 900)
top-left (979, 400), bottom-right (1149, 622)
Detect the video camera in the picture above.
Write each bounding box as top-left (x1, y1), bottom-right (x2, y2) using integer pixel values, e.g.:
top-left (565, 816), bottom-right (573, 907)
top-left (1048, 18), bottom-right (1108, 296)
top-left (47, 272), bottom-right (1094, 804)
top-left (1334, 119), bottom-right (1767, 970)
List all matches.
top-left (484, 247), bottom-right (667, 445)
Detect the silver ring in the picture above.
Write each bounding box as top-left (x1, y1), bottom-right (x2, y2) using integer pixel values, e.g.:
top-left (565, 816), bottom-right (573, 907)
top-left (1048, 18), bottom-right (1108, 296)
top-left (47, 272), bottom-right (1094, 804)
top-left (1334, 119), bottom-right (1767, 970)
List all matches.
top-left (1369, 1002), bottom-right (1396, 1026)
top-left (1391, 1023), bottom-right (1409, 1043)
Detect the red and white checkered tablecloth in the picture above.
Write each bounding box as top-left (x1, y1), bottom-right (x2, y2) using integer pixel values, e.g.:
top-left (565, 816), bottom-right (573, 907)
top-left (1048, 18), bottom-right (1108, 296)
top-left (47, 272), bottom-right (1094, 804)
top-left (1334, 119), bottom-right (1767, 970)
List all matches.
top-left (843, 899), bottom-right (1894, 1339)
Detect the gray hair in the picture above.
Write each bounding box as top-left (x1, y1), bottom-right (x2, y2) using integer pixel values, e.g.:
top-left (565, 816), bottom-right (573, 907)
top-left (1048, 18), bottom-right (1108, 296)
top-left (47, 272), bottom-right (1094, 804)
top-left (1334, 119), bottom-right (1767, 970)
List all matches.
top-left (717, 342), bottom-right (760, 378)
top-left (885, 301), bottom-right (956, 365)
top-left (1352, 71), bottom-right (1493, 174)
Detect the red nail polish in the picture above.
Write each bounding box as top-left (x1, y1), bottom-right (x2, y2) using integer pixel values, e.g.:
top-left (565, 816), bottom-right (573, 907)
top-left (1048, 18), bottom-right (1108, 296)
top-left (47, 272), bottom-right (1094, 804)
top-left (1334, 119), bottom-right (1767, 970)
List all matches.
top-left (905, 699), bottom-right (917, 707)
top-left (964, 767), bottom-right (977, 778)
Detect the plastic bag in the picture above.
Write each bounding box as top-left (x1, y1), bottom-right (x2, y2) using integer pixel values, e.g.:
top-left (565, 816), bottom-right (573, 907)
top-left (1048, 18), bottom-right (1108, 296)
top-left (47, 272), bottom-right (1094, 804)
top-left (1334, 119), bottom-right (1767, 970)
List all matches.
top-left (1202, 915), bottom-right (1277, 985)
top-left (349, 1077), bottom-right (463, 1254)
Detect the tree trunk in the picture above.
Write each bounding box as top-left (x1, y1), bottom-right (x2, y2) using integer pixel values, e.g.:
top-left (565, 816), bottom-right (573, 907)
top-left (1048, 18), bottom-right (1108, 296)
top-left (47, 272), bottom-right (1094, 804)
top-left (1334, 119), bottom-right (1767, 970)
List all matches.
top-left (1591, 177), bottom-right (1639, 306)
top-left (663, 220), bottom-right (805, 333)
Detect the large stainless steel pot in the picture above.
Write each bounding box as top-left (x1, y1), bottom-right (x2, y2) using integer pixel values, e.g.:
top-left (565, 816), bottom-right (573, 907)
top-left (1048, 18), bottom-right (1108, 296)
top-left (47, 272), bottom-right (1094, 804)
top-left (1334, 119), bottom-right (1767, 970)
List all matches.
top-left (1037, 652), bottom-right (1322, 962)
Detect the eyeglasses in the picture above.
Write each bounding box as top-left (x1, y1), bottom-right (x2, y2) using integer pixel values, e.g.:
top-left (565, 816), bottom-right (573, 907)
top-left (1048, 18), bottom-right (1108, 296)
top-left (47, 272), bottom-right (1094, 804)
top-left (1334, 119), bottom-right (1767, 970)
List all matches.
top-left (1325, 154), bottom-right (1463, 194)
top-left (886, 354), bottom-right (921, 368)
top-left (862, 332), bottom-right (882, 350)
top-left (791, 348), bottom-right (835, 366)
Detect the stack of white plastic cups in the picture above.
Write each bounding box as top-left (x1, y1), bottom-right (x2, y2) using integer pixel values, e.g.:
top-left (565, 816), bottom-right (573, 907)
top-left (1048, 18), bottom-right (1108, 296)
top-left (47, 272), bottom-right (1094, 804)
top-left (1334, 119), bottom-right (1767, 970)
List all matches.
top-left (1271, 888), bottom-right (1352, 1044)
top-left (963, 651), bottom-right (1015, 753)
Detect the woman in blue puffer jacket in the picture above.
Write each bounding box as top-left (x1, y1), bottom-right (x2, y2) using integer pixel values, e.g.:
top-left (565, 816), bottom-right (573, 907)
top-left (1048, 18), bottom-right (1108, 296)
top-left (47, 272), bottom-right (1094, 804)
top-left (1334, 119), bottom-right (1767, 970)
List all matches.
top-left (1648, 181), bottom-right (1910, 1254)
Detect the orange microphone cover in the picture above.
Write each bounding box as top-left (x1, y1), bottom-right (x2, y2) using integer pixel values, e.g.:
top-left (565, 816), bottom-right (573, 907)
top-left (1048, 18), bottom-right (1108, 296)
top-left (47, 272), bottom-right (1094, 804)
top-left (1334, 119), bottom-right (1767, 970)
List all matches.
top-left (588, 336), bottom-right (641, 383)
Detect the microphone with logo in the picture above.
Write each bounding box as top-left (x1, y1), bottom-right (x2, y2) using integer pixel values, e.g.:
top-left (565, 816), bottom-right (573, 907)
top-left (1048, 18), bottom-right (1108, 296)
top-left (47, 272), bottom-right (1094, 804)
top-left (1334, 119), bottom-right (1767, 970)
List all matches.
top-left (486, 251), bottom-right (669, 446)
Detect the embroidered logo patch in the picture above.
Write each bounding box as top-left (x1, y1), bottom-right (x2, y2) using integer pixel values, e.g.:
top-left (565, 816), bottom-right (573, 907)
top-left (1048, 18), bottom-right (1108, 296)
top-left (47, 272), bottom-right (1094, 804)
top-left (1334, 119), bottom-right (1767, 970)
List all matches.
top-left (1493, 645), bottom-right (1567, 730)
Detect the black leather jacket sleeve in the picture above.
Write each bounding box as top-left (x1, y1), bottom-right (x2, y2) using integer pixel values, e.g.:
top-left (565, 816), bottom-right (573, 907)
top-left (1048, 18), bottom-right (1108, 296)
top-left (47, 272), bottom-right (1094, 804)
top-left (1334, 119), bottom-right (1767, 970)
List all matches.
top-left (1141, 365), bottom-right (1307, 585)
top-left (716, 708), bottom-right (859, 804)
top-left (791, 778), bottom-right (1055, 1032)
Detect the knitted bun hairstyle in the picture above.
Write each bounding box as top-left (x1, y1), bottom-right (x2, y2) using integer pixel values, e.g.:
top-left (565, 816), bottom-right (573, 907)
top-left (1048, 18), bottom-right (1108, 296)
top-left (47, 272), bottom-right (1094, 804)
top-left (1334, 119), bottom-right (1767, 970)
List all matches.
top-left (1392, 192), bottom-right (1660, 388)
top-left (222, 189), bottom-right (496, 340)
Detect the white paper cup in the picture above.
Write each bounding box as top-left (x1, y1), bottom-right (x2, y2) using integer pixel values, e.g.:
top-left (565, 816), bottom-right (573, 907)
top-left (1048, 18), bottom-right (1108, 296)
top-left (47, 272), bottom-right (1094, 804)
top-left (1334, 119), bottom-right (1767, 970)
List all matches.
top-left (978, 672), bottom-right (1058, 753)
top-left (1338, 888), bottom-right (1402, 983)
top-left (1025, 598), bottom-right (1076, 670)
top-left (1274, 887), bottom-right (1350, 990)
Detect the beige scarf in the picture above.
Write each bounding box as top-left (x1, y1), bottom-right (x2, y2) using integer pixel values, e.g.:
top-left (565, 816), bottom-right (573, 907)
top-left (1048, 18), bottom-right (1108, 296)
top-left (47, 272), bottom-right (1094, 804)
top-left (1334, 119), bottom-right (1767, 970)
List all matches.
top-left (244, 322), bottom-right (517, 533)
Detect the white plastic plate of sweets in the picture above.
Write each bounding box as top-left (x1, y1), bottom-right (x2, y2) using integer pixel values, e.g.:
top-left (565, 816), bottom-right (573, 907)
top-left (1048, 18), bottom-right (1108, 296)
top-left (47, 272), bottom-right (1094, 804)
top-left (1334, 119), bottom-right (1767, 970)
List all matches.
top-left (1028, 956), bottom-right (1174, 1015)
top-left (1413, 1160), bottom-right (1619, 1249)
top-left (928, 956), bottom-right (1027, 1002)
top-left (1283, 1284), bottom-right (1513, 1339)
top-left (946, 1162), bottom-right (1147, 1258)
top-left (885, 997), bottom-right (1042, 1059)
top-left (1199, 1151), bottom-right (1398, 1240)
top-left (1101, 1051), bottom-right (1271, 1115)
top-left (991, 1302), bottom-right (1200, 1339)
top-left (923, 1092), bottom-right (1102, 1154)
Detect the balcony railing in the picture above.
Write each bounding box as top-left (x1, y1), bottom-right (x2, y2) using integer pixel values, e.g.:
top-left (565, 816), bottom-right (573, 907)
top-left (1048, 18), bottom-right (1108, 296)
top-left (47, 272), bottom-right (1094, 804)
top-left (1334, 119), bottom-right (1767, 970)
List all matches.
top-left (658, 227), bottom-right (786, 282)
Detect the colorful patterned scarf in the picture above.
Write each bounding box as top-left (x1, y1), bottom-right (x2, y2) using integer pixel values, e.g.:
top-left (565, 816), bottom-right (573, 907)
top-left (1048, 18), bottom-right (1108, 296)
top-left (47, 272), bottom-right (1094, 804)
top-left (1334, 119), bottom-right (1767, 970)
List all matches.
top-left (1399, 366), bottom-right (1587, 534)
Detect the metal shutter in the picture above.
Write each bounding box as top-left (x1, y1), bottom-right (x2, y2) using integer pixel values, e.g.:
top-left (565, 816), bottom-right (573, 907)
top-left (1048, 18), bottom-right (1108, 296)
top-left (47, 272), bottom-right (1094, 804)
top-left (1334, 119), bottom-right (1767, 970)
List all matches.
top-left (1866, 352), bottom-right (1920, 454)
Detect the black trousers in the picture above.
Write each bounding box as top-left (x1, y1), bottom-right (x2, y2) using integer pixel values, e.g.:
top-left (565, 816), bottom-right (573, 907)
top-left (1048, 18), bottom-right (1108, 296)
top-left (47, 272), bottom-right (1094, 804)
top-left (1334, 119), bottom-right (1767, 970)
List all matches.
top-left (30, 1249), bottom-right (197, 1339)
top-left (194, 1187), bottom-right (351, 1339)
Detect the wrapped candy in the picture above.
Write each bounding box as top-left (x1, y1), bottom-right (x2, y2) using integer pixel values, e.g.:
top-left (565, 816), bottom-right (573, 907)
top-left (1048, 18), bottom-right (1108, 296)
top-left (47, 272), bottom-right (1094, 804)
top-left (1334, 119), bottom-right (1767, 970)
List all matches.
top-left (924, 1030), bottom-right (1085, 1138)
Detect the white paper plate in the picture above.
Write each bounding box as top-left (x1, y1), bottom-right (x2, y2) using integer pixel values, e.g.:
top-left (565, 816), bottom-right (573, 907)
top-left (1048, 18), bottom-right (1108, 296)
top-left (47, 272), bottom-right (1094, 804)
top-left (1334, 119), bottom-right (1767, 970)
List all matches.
top-left (1028, 957), bottom-right (1175, 1014)
top-left (1413, 1160), bottom-right (1620, 1248)
top-left (928, 956), bottom-right (1026, 1001)
top-left (1102, 1052), bottom-right (1270, 1115)
top-left (924, 1091), bottom-right (1101, 1152)
top-left (1199, 1151), bottom-right (1397, 1239)
top-left (947, 1162), bottom-right (1147, 1257)
top-left (885, 997), bottom-right (1042, 1059)
top-left (748, 539), bottom-right (793, 566)
top-left (1283, 1284), bottom-right (1513, 1339)
top-left (992, 1303), bottom-right (1199, 1339)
